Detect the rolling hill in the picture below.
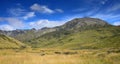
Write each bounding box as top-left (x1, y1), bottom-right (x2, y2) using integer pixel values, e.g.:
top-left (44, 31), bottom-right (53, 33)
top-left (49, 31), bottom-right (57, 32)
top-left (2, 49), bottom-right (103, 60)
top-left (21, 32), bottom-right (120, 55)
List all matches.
top-left (0, 34), bottom-right (26, 49)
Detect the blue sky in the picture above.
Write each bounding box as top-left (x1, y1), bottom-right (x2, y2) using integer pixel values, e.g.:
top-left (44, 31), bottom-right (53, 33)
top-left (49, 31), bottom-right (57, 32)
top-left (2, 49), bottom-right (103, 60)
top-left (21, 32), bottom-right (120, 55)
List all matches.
top-left (0, 0), bottom-right (120, 30)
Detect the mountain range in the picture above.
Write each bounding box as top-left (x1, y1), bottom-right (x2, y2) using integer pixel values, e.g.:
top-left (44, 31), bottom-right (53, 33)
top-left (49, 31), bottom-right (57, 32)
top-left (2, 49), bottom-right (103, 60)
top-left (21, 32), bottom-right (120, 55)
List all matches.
top-left (0, 17), bottom-right (120, 49)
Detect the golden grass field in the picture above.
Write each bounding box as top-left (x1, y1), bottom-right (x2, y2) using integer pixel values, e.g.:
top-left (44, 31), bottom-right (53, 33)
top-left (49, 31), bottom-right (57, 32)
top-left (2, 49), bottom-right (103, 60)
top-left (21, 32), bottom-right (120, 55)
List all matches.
top-left (0, 49), bottom-right (120, 64)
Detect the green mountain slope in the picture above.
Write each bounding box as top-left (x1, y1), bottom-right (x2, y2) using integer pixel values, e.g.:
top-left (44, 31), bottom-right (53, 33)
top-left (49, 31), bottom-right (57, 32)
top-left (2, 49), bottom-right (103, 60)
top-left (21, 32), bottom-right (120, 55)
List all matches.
top-left (0, 18), bottom-right (119, 50)
top-left (26, 18), bottom-right (120, 49)
top-left (27, 26), bottom-right (120, 49)
top-left (0, 34), bottom-right (26, 49)
top-left (0, 18), bottom-right (110, 42)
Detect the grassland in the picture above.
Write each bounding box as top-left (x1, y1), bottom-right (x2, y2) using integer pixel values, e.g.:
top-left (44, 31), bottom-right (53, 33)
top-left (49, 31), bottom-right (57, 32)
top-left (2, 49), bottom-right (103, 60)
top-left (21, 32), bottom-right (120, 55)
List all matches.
top-left (0, 48), bottom-right (120, 64)
top-left (0, 25), bottom-right (120, 64)
top-left (0, 34), bottom-right (26, 49)
top-left (27, 26), bottom-right (120, 49)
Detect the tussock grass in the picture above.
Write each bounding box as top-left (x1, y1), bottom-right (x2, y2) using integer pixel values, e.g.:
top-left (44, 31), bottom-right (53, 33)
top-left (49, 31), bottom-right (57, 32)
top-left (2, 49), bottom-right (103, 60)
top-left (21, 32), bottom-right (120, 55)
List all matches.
top-left (0, 49), bottom-right (120, 64)
top-left (0, 34), bottom-right (26, 49)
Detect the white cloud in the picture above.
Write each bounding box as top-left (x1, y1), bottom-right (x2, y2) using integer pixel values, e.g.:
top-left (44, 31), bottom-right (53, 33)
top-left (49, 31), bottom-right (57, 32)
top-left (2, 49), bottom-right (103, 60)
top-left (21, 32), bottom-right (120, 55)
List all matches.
top-left (55, 9), bottom-right (64, 13)
top-left (0, 17), bottom-right (24, 29)
top-left (111, 4), bottom-right (120, 11)
top-left (6, 18), bottom-right (24, 28)
top-left (30, 3), bottom-right (54, 14)
top-left (90, 13), bottom-right (120, 25)
top-left (113, 21), bottom-right (120, 26)
top-left (29, 19), bottom-right (66, 29)
top-left (91, 14), bottom-right (120, 20)
top-left (107, 4), bottom-right (120, 12)
top-left (23, 12), bottom-right (35, 20)
top-left (0, 24), bottom-right (15, 31)
top-left (8, 8), bottom-right (26, 16)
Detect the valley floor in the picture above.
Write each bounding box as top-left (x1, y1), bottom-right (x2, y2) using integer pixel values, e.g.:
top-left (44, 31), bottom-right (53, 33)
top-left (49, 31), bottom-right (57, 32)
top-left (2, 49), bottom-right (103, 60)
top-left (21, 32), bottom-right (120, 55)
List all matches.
top-left (0, 49), bottom-right (120, 64)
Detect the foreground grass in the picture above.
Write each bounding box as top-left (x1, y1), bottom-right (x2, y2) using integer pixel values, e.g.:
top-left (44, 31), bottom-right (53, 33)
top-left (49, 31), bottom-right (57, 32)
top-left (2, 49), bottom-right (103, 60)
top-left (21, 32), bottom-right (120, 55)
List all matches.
top-left (0, 49), bottom-right (120, 64)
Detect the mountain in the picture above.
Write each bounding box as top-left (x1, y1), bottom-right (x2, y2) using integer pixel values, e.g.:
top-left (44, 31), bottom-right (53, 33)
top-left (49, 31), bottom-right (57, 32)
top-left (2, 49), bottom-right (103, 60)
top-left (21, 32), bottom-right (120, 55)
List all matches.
top-left (0, 17), bottom-right (110, 42)
top-left (25, 18), bottom-right (120, 49)
top-left (27, 26), bottom-right (120, 49)
top-left (0, 17), bottom-right (119, 49)
top-left (0, 28), bottom-right (57, 42)
top-left (0, 34), bottom-right (26, 49)
top-left (58, 18), bottom-right (110, 31)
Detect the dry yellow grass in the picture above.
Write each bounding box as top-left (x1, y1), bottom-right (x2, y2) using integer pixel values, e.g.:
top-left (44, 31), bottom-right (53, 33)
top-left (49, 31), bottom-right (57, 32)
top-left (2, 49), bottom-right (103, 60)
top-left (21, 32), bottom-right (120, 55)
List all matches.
top-left (0, 49), bottom-right (119, 64)
top-left (0, 53), bottom-right (102, 64)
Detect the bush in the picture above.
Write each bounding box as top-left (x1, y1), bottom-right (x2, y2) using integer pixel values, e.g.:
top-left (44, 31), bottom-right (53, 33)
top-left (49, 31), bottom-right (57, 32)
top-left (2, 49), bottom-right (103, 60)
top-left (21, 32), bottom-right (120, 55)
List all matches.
top-left (63, 51), bottom-right (78, 55)
top-left (54, 52), bottom-right (61, 54)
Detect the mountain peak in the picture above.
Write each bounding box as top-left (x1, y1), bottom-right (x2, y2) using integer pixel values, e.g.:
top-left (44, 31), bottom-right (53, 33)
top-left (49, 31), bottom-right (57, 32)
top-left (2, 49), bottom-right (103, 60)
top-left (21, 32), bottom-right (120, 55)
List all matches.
top-left (60, 17), bottom-right (110, 31)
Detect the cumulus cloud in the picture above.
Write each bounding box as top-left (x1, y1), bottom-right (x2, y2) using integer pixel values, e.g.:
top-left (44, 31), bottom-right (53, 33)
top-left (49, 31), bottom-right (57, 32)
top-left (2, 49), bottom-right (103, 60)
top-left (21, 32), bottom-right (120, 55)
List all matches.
top-left (0, 24), bottom-right (15, 31)
top-left (6, 18), bottom-right (24, 28)
top-left (30, 3), bottom-right (54, 14)
top-left (23, 12), bottom-right (35, 20)
top-left (113, 21), bottom-right (120, 26)
top-left (0, 17), bottom-right (24, 30)
top-left (29, 19), bottom-right (66, 29)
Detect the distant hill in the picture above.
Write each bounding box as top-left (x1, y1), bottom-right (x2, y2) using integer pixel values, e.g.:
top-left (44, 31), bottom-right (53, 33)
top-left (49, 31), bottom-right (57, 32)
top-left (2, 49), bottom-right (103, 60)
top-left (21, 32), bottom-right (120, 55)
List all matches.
top-left (0, 28), bottom-right (56, 42)
top-left (0, 34), bottom-right (26, 49)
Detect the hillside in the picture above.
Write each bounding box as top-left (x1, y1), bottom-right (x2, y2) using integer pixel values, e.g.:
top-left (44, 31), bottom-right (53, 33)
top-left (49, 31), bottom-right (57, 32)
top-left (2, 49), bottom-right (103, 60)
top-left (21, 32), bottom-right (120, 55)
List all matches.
top-left (0, 34), bottom-right (26, 49)
top-left (27, 26), bottom-right (120, 49)
top-left (25, 18), bottom-right (120, 49)
top-left (0, 17), bottom-right (120, 50)
top-left (0, 18), bottom-right (110, 42)
top-left (59, 17), bottom-right (110, 31)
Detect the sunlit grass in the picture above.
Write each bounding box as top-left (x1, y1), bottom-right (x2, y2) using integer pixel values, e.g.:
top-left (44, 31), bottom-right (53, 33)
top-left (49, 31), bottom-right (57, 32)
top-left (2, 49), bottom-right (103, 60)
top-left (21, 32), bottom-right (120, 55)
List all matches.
top-left (0, 49), bottom-right (119, 64)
